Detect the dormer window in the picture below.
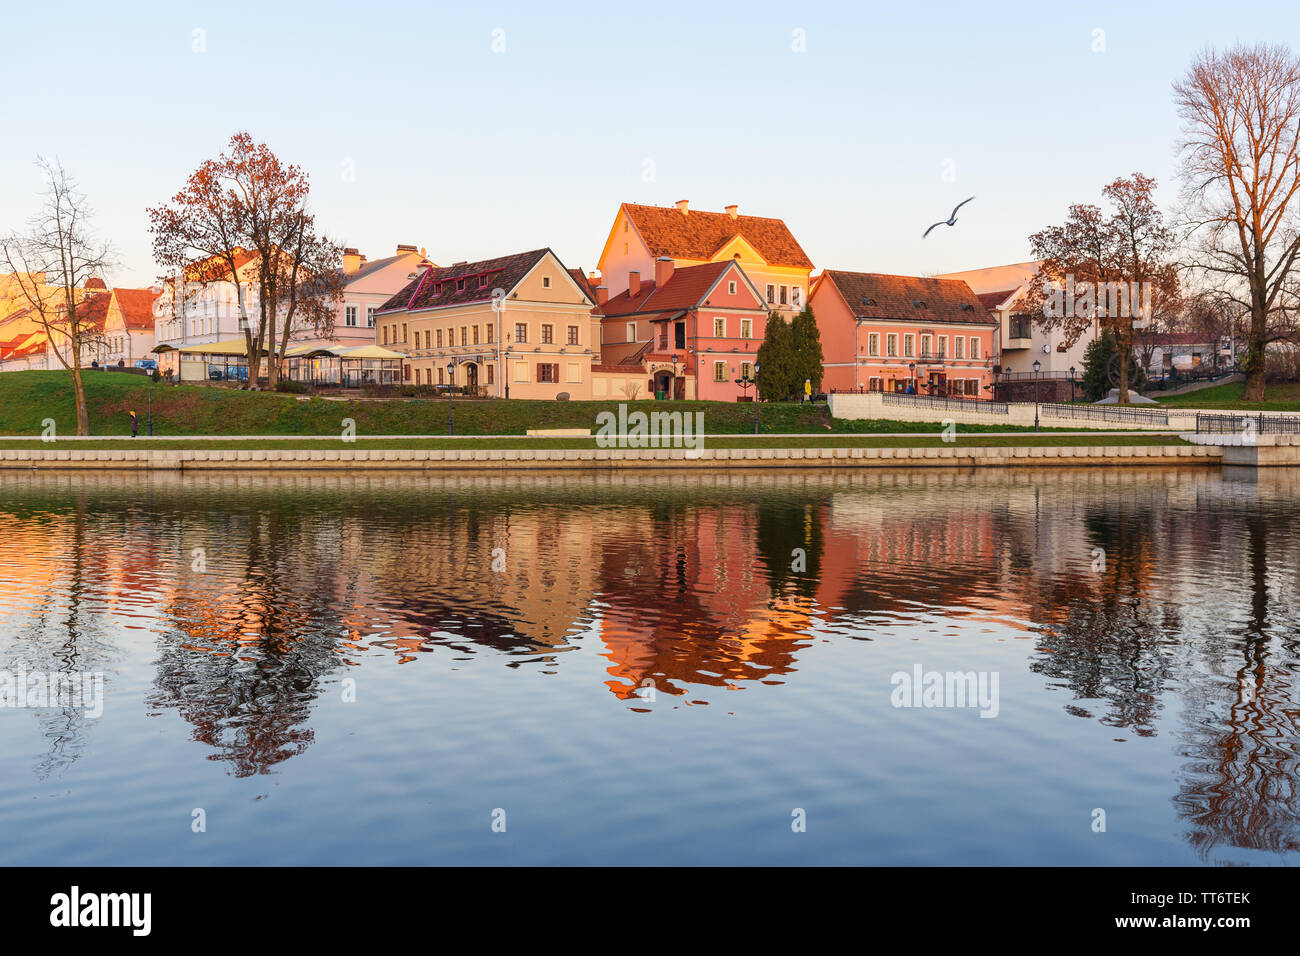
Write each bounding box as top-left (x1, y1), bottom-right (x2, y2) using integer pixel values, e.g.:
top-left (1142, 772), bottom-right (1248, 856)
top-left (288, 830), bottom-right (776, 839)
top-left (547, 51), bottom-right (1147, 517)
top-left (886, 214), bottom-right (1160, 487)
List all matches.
top-left (861, 296), bottom-right (877, 307)
top-left (479, 276), bottom-right (488, 288)
top-left (456, 279), bottom-right (465, 292)
top-left (913, 300), bottom-right (927, 309)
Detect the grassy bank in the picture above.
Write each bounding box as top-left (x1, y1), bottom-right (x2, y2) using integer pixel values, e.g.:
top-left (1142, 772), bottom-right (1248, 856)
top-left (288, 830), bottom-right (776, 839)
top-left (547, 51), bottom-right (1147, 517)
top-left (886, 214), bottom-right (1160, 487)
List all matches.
top-left (1156, 381), bottom-right (1300, 411)
top-left (0, 369), bottom-right (1073, 436)
top-left (0, 435), bottom-right (1190, 451)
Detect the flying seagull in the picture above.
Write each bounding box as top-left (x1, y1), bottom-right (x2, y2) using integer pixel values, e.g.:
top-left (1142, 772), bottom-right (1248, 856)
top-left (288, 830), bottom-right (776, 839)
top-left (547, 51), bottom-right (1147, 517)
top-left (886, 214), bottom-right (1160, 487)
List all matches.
top-left (923, 196), bottom-right (975, 238)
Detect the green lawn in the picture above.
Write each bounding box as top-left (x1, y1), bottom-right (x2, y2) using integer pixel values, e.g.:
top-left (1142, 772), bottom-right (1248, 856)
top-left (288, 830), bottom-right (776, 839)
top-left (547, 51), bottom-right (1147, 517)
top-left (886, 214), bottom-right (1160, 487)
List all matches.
top-left (0, 369), bottom-right (1075, 436)
top-left (1156, 381), bottom-right (1300, 411)
top-left (0, 435), bottom-right (1189, 451)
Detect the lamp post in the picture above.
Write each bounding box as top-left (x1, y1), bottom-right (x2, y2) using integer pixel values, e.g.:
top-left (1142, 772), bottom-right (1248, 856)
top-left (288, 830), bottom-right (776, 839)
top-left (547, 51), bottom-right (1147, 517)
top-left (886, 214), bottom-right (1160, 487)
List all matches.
top-left (447, 359), bottom-right (457, 435)
top-left (147, 369), bottom-right (153, 436)
top-left (670, 352), bottom-right (678, 400)
top-left (1032, 359), bottom-right (1041, 432)
top-left (908, 361), bottom-right (916, 395)
top-left (1069, 365), bottom-right (1076, 404)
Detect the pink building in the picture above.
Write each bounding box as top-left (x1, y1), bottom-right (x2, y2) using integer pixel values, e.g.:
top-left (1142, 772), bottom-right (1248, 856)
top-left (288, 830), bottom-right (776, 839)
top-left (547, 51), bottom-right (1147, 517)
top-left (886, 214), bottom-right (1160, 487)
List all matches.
top-left (596, 258), bottom-right (768, 401)
top-left (810, 270), bottom-right (999, 399)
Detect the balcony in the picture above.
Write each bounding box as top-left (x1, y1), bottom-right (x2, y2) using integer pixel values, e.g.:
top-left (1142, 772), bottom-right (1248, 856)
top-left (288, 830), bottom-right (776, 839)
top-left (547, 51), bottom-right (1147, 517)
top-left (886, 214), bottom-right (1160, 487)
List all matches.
top-left (1004, 314), bottom-right (1033, 348)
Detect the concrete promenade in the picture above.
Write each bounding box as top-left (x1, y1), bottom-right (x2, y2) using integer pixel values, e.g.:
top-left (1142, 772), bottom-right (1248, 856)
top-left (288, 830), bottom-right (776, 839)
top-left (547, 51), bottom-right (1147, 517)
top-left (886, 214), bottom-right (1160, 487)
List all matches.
top-left (0, 444), bottom-right (1222, 471)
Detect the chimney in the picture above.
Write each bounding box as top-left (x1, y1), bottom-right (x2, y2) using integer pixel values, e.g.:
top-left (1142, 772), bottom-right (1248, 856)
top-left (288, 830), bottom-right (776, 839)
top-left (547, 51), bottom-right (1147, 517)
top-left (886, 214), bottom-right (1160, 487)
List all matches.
top-left (655, 256), bottom-right (674, 288)
top-left (343, 248), bottom-right (362, 273)
top-left (596, 286), bottom-right (609, 305)
top-left (396, 243), bottom-right (418, 255)
top-left (675, 199), bottom-right (689, 216)
top-left (628, 271), bottom-right (641, 297)
top-left (725, 204), bottom-right (738, 220)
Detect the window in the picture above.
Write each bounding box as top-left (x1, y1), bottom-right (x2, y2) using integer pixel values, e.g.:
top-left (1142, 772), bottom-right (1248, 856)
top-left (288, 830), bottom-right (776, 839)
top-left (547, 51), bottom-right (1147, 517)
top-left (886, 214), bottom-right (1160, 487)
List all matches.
top-left (886, 333), bottom-right (898, 357)
top-left (1009, 314), bottom-right (1032, 339)
top-left (964, 378), bottom-right (979, 396)
top-left (938, 336), bottom-right (947, 358)
top-left (766, 284), bottom-right (775, 304)
top-left (658, 327), bottom-right (668, 350)
top-left (345, 305), bottom-right (358, 327)
top-left (402, 323), bottom-right (408, 342)
top-left (542, 276), bottom-right (551, 288)
top-left (460, 327), bottom-right (468, 346)
top-left (424, 330), bottom-right (431, 349)
top-left (541, 324), bottom-right (553, 344)
top-left (954, 336), bottom-right (964, 359)
top-left (436, 329), bottom-right (443, 348)
top-left (868, 333), bottom-right (880, 357)
top-left (970, 337), bottom-right (980, 359)
top-left (415, 368), bottom-right (422, 385)
top-left (515, 323), bottom-right (527, 343)
top-left (792, 287), bottom-right (802, 308)
top-left (515, 361), bottom-right (529, 382)
top-left (868, 377), bottom-right (884, 392)
top-left (904, 334), bottom-right (914, 357)
top-left (714, 317), bottom-right (725, 337)
top-left (921, 334), bottom-right (931, 356)
top-left (780, 286), bottom-right (789, 306)
top-left (479, 276), bottom-right (488, 288)
top-left (456, 279), bottom-right (465, 292)
top-left (714, 361), bottom-right (727, 382)
top-left (486, 324), bottom-right (494, 344)
top-left (486, 364), bottom-right (494, 385)
top-left (472, 325), bottom-right (479, 345)
top-left (728, 281), bottom-right (737, 295)
top-left (567, 325), bottom-right (579, 345)
top-left (741, 318), bottom-right (752, 339)
top-left (567, 362), bottom-right (580, 383)
top-left (438, 368), bottom-right (444, 385)
top-left (626, 322), bottom-right (636, 343)
top-left (382, 326), bottom-right (389, 345)
top-left (537, 362), bottom-right (559, 383)
top-left (403, 364), bottom-right (411, 382)
top-left (740, 361), bottom-right (753, 381)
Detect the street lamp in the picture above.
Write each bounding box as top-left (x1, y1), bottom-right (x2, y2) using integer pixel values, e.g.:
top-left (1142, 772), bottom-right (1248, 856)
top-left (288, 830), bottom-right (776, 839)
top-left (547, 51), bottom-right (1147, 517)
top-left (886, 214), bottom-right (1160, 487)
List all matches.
top-left (447, 359), bottom-right (457, 435)
top-left (1032, 359), bottom-right (1041, 432)
top-left (908, 361), bottom-right (916, 395)
top-left (1069, 365), bottom-right (1077, 404)
top-left (752, 362), bottom-right (760, 433)
top-left (670, 353), bottom-right (678, 400)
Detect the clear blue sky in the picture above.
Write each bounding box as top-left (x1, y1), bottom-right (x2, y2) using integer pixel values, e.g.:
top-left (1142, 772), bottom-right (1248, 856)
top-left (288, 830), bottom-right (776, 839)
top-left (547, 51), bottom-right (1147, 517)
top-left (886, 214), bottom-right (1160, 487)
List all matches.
top-left (2, 0), bottom-right (1295, 288)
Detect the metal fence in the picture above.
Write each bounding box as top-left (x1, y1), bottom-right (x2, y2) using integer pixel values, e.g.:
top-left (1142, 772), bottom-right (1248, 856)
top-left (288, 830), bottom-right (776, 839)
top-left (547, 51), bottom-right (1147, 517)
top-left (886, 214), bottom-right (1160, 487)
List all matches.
top-left (881, 393), bottom-right (1010, 415)
top-left (1195, 413), bottom-right (1300, 435)
top-left (1040, 403), bottom-right (1169, 425)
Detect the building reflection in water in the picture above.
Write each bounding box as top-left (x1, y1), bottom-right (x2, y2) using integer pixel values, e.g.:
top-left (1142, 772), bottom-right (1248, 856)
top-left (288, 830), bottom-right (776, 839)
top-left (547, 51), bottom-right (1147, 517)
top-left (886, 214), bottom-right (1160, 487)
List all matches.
top-left (0, 468), bottom-right (1297, 856)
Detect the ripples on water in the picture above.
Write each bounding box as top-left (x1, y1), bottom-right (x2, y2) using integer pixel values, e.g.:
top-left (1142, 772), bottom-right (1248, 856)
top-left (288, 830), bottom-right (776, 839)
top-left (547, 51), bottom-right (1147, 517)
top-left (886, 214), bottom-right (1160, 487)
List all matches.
top-left (0, 468), bottom-right (1297, 865)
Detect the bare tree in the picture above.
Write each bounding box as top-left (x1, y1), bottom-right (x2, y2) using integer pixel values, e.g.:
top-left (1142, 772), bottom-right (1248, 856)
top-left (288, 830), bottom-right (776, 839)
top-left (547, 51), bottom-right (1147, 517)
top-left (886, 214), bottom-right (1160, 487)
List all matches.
top-left (1, 158), bottom-right (114, 435)
top-left (148, 132), bottom-right (341, 388)
top-left (1174, 43), bottom-right (1300, 400)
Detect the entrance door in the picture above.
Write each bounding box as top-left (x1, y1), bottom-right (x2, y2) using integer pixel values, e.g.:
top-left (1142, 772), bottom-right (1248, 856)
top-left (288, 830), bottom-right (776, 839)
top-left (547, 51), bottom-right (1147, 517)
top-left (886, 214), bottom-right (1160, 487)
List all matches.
top-left (465, 363), bottom-right (479, 393)
top-left (655, 371), bottom-right (673, 399)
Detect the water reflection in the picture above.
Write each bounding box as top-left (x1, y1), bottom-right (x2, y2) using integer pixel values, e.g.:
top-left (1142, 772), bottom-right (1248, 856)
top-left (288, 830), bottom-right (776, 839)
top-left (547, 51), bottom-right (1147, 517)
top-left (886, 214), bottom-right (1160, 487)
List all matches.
top-left (1, 468), bottom-right (1298, 860)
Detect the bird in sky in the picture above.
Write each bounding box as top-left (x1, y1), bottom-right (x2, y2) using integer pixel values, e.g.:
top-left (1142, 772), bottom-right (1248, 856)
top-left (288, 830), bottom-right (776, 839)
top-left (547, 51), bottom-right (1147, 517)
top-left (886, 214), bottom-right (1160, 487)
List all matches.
top-left (923, 197), bottom-right (975, 238)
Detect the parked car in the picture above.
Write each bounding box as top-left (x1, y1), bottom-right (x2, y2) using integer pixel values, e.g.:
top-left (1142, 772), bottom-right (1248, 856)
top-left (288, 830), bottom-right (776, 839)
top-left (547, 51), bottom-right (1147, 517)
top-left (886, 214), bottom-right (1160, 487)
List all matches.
top-left (134, 359), bottom-right (158, 373)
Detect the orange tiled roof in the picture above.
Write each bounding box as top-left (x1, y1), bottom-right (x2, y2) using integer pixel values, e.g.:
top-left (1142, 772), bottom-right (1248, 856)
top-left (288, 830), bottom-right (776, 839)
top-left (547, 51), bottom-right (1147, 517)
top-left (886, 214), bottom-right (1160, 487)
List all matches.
top-left (111, 288), bottom-right (159, 329)
top-left (821, 271), bottom-right (995, 327)
top-left (977, 289), bottom-right (1018, 311)
top-left (598, 261), bottom-right (756, 316)
top-left (622, 203), bottom-right (813, 270)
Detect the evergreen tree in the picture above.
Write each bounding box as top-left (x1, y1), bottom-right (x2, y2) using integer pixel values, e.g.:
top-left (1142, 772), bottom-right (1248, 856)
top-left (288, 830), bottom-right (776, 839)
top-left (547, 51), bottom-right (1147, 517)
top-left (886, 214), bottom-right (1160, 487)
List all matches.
top-left (789, 307), bottom-right (825, 396)
top-left (1080, 328), bottom-right (1116, 401)
top-left (756, 312), bottom-right (796, 400)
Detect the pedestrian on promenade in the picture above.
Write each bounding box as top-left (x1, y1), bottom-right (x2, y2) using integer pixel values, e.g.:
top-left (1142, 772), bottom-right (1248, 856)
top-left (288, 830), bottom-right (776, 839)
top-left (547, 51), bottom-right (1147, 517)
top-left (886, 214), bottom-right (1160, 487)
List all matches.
top-left (129, 410), bottom-right (138, 438)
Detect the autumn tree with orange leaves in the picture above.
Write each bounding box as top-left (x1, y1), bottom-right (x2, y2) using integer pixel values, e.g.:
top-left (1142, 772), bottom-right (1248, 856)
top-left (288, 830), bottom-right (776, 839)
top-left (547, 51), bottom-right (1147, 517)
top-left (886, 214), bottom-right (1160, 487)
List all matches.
top-left (147, 132), bottom-right (343, 387)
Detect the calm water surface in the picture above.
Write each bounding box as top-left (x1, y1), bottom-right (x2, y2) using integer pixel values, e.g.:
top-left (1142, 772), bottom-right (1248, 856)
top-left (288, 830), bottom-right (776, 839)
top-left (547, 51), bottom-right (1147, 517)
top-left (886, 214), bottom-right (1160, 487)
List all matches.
top-left (0, 468), bottom-right (1297, 865)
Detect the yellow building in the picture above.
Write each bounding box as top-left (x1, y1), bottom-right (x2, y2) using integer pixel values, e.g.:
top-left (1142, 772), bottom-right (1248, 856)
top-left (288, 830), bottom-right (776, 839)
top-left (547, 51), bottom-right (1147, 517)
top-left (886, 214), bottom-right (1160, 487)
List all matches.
top-left (374, 248), bottom-right (600, 399)
top-left (595, 200), bottom-right (814, 314)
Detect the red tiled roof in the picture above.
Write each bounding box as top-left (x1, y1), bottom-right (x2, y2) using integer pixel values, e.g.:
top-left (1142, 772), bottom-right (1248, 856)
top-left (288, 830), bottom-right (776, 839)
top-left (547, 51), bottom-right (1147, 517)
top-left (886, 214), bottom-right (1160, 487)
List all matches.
top-left (68, 291), bottom-right (112, 331)
top-left (567, 268), bottom-right (599, 305)
top-left (112, 288), bottom-right (159, 329)
top-left (598, 261), bottom-right (750, 316)
top-left (376, 248), bottom-right (558, 314)
top-left (622, 203), bottom-right (813, 269)
top-left (977, 288), bottom-right (1018, 311)
top-left (1151, 332), bottom-right (1218, 347)
top-left (821, 271), bottom-right (995, 326)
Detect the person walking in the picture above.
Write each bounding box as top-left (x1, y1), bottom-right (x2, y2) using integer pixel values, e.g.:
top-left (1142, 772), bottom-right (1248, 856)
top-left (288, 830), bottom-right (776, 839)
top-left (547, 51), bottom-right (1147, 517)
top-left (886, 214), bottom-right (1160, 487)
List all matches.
top-left (129, 410), bottom-right (138, 439)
